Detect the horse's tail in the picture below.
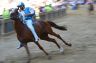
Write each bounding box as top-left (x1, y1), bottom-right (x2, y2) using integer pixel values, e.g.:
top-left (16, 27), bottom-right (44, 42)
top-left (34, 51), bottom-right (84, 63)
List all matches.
top-left (47, 21), bottom-right (67, 31)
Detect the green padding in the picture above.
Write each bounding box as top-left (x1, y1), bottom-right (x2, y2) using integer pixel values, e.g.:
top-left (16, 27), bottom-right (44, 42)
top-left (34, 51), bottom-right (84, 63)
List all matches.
top-left (45, 5), bottom-right (53, 13)
top-left (2, 9), bottom-right (10, 20)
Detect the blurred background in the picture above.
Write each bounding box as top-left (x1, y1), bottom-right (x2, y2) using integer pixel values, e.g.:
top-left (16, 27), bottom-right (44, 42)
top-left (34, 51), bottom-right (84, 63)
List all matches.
top-left (1, 0), bottom-right (96, 63)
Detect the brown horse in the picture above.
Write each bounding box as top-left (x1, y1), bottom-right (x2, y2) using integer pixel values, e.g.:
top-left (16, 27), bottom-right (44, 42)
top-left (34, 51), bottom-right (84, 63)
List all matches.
top-left (10, 8), bottom-right (71, 59)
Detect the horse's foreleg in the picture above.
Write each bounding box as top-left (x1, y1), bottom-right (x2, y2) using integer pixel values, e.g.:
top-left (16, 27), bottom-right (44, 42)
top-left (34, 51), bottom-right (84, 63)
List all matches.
top-left (24, 44), bottom-right (31, 60)
top-left (50, 32), bottom-right (72, 47)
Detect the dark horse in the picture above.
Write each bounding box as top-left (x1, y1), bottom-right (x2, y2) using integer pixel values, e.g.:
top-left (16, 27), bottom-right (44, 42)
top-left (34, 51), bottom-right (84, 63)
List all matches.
top-left (10, 8), bottom-right (72, 59)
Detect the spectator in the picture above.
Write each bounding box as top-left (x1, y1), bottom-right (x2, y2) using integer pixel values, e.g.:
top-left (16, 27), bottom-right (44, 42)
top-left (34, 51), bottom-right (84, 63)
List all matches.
top-left (88, 3), bottom-right (94, 15)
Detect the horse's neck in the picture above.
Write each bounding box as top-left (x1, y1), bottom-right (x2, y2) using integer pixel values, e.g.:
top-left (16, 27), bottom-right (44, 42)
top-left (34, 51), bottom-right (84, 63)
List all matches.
top-left (14, 20), bottom-right (25, 34)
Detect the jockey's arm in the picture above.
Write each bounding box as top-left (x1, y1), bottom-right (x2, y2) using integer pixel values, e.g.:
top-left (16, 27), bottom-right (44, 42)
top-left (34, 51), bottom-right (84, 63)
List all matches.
top-left (24, 8), bottom-right (35, 16)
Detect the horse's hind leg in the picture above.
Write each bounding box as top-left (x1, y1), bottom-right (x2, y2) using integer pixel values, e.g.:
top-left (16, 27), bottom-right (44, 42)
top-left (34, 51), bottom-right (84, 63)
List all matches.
top-left (34, 42), bottom-right (52, 59)
top-left (44, 36), bottom-right (61, 49)
top-left (50, 32), bottom-right (72, 47)
top-left (35, 42), bottom-right (48, 55)
top-left (44, 36), bottom-right (64, 53)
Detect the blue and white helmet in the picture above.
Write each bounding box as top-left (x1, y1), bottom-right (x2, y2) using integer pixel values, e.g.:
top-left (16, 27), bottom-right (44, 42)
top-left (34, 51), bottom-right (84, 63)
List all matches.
top-left (17, 2), bottom-right (25, 7)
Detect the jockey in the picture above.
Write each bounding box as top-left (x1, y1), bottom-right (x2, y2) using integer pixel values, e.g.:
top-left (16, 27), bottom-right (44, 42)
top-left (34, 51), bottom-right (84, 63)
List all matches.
top-left (17, 2), bottom-right (39, 42)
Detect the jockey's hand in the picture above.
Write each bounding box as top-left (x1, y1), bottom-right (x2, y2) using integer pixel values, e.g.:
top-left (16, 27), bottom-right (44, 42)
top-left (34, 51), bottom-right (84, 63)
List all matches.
top-left (24, 14), bottom-right (32, 16)
top-left (24, 14), bottom-right (28, 16)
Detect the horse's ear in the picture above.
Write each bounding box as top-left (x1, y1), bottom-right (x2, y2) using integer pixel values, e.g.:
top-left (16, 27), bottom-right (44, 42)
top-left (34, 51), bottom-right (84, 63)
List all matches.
top-left (10, 8), bottom-right (19, 20)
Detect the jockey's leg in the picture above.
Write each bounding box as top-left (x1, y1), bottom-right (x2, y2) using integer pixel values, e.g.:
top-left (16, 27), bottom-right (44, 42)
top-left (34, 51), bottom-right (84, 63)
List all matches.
top-left (25, 20), bottom-right (39, 42)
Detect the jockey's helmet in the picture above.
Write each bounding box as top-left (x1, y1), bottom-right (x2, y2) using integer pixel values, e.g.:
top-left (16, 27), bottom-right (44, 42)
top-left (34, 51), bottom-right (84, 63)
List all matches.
top-left (17, 2), bottom-right (25, 7)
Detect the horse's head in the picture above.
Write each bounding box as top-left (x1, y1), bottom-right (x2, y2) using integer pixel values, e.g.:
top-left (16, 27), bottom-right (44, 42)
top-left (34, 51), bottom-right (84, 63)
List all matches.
top-left (10, 8), bottom-right (19, 20)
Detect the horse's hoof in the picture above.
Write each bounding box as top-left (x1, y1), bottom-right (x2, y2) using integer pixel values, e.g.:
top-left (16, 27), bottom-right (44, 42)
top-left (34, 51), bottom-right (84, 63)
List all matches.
top-left (60, 47), bottom-right (64, 53)
top-left (68, 43), bottom-right (72, 47)
top-left (60, 49), bottom-right (64, 55)
top-left (48, 55), bottom-right (52, 60)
